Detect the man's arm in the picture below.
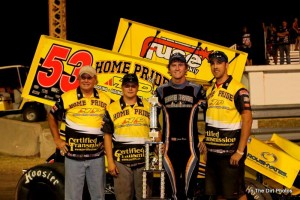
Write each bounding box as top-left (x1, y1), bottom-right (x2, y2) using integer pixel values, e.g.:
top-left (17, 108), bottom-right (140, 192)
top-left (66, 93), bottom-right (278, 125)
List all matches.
top-left (104, 133), bottom-right (118, 176)
top-left (48, 112), bottom-right (67, 153)
top-left (238, 109), bottom-right (252, 153)
top-left (102, 110), bottom-right (118, 176)
top-left (230, 109), bottom-right (252, 166)
top-left (277, 30), bottom-right (289, 37)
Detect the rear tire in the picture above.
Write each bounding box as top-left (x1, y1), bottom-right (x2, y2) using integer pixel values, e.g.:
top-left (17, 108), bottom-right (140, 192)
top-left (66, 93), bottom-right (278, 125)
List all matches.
top-left (15, 162), bottom-right (65, 200)
top-left (15, 158), bottom-right (115, 200)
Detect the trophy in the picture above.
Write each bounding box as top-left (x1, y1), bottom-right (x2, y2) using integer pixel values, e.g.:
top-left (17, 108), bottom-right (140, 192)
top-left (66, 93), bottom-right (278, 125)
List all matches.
top-left (148, 76), bottom-right (159, 141)
top-left (143, 75), bottom-right (165, 199)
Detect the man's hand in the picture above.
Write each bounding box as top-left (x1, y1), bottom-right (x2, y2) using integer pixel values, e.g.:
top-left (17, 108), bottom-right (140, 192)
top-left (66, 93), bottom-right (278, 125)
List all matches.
top-left (54, 138), bottom-right (68, 156)
top-left (198, 141), bottom-right (206, 154)
top-left (155, 143), bottom-right (165, 155)
top-left (107, 161), bottom-right (119, 177)
top-left (230, 152), bottom-right (243, 166)
top-left (198, 141), bottom-right (207, 162)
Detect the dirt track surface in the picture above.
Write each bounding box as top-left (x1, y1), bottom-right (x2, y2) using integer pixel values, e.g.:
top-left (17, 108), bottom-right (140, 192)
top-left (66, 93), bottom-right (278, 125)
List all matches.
top-left (0, 153), bottom-right (45, 200)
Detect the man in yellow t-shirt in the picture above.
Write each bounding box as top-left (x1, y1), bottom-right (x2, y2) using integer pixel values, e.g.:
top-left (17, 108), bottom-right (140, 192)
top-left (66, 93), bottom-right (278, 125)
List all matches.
top-left (103, 73), bottom-right (161, 200)
top-left (204, 51), bottom-right (252, 200)
top-left (48, 66), bottom-right (113, 200)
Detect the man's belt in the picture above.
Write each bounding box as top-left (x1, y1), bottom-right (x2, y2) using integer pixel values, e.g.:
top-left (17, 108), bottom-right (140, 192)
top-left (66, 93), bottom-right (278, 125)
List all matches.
top-left (170, 137), bottom-right (187, 141)
top-left (207, 148), bottom-right (235, 154)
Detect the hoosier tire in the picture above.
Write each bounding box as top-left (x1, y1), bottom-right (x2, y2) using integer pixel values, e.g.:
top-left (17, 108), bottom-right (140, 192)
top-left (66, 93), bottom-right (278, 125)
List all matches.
top-left (15, 161), bottom-right (115, 200)
top-left (15, 162), bottom-right (65, 200)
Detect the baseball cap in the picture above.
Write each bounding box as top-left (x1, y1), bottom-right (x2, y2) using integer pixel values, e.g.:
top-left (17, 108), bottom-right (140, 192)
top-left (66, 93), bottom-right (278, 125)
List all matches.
top-left (169, 53), bottom-right (186, 64)
top-left (122, 73), bottom-right (139, 85)
top-left (208, 51), bottom-right (228, 63)
top-left (79, 66), bottom-right (97, 77)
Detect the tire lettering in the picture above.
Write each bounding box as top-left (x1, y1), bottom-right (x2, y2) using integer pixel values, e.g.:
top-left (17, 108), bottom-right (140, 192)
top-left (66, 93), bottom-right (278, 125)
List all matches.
top-left (25, 169), bottom-right (60, 185)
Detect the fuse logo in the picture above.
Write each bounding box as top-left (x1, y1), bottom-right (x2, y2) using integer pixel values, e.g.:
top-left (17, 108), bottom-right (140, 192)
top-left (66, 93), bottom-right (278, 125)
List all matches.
top-left (140, 37), bottom-right (213, 75)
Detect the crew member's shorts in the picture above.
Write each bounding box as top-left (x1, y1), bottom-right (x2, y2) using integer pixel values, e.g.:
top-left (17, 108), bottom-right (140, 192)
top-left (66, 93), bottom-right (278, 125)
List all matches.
top-left (205, 152), bottom-right (246, 199)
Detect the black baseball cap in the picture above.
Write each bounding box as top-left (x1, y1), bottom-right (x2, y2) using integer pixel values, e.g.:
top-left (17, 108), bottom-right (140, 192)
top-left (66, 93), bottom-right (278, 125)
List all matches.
top-left (208, 51), bottom-right (228, 63)
top-left (122, 73), bottom-right (139, 85)
top-left (169, 53), bottom-right (186, 64)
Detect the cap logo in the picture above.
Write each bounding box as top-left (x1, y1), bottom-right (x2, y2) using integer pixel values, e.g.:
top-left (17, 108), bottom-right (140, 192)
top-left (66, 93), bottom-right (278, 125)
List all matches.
top-left (169, 53), bottom-right (186, 63)
top-left (122, 73), bottom-right (139, 85)
top-left (208, 51), bottom-right (228, 63)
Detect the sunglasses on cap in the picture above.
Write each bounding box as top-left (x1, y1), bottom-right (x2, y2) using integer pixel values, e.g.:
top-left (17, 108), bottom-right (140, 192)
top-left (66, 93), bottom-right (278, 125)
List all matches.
top-left (208, 51), bottom-right (228, 63)
top-left (80, 74), bottom-right (93, 80)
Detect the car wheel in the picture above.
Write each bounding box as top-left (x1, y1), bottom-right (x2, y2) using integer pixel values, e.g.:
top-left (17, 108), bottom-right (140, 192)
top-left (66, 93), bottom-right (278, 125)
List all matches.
top-left (23, 107), bottom-right (39, 122)
top-left (15, 162), bottom-right (65, 200)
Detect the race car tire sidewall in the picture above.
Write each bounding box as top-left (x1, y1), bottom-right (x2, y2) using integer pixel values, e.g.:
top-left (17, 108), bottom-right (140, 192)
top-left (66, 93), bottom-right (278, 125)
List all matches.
top-left (15, 162), bottom-right (65, 200)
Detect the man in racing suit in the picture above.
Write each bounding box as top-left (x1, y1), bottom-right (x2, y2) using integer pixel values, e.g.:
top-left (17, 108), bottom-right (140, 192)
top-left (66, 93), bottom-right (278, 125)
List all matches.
top-left (155, 53), bottom-right (207, 199)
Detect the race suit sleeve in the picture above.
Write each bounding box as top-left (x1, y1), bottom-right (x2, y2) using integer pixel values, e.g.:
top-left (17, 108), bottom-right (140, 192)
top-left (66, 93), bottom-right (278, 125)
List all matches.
top-left (49, 96), bottom-right (65, 121)
top-left (101, 110), bottom-right (114, 134)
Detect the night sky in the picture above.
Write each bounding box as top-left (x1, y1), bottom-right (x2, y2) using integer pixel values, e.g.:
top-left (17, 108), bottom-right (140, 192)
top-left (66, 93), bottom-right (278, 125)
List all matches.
top-left (1, 1), bottom-right (298, 67)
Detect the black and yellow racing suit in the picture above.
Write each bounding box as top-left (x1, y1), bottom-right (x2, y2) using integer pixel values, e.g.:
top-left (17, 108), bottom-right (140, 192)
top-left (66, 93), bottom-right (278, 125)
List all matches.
top-left (102, 96), bottom-right (152, 167)
top-left (156, 80), bottom-right (206, 199)
top-left (50, 87), bottom-right (112, 160)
